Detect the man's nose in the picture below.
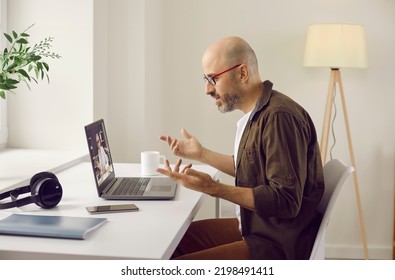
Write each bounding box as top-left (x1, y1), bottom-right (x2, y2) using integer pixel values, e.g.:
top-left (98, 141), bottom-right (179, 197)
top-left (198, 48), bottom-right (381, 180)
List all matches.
top-left (205, 82), bottom-right (215, 96)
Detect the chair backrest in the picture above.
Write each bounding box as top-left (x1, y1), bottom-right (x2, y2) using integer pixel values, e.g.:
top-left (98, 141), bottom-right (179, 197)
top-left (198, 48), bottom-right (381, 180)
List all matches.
top-left (309, 159), bottom-right (354, 259)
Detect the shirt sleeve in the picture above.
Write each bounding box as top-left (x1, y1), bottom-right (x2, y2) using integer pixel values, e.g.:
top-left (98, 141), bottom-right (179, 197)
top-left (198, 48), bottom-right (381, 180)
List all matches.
top-left (253, 112), bottom-right (310, 219)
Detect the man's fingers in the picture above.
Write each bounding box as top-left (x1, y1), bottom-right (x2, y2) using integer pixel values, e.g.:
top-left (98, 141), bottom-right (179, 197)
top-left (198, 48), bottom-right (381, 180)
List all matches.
top-left (181, 128), bottom-right (192, 140)
top-left (156, 168), bottom-right (183, 180)
top-left (157, 158), bottom-right (191, 175)
top-left (156, 168), bottom-right (171, 177)
top-left (181, 163), bottom-right (193, 173)
top-left (174, 158), bottom-right (182, 172)
top-left (160, 135), bottom-right (174, 148)
top-left (164, 159), bottom-right (171, 171)
top-left (170, 139), bottom-right (177, 149)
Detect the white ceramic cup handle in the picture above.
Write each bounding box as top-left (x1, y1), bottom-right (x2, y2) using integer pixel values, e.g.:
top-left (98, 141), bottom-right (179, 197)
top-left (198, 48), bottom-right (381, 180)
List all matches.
top-left (159, 155), bottom-right (166, 165)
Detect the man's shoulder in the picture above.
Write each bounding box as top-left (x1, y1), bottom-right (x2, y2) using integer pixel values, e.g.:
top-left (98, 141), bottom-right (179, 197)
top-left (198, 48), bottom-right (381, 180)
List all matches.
top-left (256, 89), bottom-right (313, 126)
top-left (266, 90), bottom-right (304, 114)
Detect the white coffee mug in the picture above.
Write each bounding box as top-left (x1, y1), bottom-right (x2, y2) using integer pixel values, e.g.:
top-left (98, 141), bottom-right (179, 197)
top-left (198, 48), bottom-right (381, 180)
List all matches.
top-left (141, 151), bottom-right (166, 176)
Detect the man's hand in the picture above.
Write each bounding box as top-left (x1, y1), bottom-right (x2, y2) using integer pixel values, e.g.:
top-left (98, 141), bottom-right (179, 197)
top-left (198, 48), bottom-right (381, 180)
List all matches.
top-left (157, 158), bottom-right (217, 196)
top-left (158, 159), bottom-right (255, 211)
top-left (160, 128), bottom-right (205, 161)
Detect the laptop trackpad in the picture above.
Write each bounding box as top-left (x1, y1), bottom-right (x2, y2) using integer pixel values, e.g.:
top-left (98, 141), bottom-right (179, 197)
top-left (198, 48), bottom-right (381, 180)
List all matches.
top-left (150, 185), bottom-right (172, 192)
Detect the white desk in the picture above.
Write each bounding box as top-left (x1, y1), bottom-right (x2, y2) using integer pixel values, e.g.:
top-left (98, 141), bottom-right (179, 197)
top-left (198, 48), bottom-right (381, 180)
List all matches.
top-left (0, 162), bottom-right (220, 259)
top-left (0, 148), bottom-right (88, 191)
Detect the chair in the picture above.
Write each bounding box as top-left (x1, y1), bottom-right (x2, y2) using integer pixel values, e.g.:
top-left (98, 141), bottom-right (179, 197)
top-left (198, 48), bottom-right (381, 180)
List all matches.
top-left (309, 159), bottom-right (355, 260)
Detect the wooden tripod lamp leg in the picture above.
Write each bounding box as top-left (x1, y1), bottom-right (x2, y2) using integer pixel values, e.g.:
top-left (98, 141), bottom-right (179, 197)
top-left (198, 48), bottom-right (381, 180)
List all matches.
top-left (320, 70), bottom-right (336, 163)
top-left (336, 70), bottom-right (369, 259)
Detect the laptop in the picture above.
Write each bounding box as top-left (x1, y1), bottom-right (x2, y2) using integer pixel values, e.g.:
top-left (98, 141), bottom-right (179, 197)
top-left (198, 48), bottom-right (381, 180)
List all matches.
top-left (84, 119), bottom-right (177, 200)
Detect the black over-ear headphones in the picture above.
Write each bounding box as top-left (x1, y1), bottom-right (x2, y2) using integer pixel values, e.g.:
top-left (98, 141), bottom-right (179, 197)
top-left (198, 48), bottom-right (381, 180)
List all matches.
top-left (0, 172), bottom-right (63, 209)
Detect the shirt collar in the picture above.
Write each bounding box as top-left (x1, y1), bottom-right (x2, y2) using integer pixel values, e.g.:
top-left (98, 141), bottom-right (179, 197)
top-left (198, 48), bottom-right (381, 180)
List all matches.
top-left (249, 80), bottom-right (273, 121)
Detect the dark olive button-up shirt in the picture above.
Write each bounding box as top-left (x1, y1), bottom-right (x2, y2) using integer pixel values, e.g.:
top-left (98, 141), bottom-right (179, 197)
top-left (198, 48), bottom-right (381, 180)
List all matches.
top-left (236, 80), bottom-right (325, 259)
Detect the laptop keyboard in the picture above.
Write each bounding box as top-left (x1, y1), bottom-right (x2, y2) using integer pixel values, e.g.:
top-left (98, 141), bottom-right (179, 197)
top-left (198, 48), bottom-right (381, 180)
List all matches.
top-left (111, 178), bottom-right (150, 196)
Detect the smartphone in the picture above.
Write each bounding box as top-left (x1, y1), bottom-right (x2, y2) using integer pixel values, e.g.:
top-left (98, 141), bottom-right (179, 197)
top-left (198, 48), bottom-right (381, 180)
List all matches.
top-left (86, 204), bottom-right (139, 214)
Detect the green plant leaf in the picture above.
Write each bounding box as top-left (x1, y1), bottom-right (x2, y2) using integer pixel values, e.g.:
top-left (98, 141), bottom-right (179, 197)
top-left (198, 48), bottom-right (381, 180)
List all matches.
top-left (6, 61), bottom-right (18, 71)
top-left (34, 68), bottom-right (39, 80)
top-left (0, 82), bottom-right (17, 90)
top-left (36, 62), bottom-right (42, 71)
top-left (17, 69), bottom-right (31, 81)
top-left (4, 33), bottom-right (13, 43)
top-left (5, 78), bottom-right (19, 85)
top-left (0, 91), bottom-right (5, 99)
top-left (16, 38), bottom-right (28, 44)
top-left (31, 55), bottom-right (42, 61)
top-left (42, 62), bottom-right (49, 71)
top-left (12, 30), bottom-right (18, 39)
top-left (20, 32), bottom-right (30, 37)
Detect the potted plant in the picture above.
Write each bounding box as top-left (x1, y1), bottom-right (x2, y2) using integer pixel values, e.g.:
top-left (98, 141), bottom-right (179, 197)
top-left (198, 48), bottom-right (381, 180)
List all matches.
top-left (0, 24), bottom-right (60, 99)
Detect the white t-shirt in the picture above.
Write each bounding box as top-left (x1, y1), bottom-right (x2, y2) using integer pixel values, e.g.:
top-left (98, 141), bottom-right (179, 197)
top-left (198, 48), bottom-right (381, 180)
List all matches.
top-left (234, 111), bottom-right (252, 230)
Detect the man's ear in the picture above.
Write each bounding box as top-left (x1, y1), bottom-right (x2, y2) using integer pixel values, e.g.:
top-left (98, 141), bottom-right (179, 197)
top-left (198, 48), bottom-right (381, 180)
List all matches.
top-left (239, 64), bottom-right (249, 83)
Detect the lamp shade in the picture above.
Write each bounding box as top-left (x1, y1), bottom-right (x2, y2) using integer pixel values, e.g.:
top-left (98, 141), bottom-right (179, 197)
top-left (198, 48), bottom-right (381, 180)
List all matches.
top-left (303, 24), bottom-right (368, 69)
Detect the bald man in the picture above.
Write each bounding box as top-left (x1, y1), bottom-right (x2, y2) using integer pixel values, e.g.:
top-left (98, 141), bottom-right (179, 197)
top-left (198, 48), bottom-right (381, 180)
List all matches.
top-left (158, 36), bottom-right (325, 260)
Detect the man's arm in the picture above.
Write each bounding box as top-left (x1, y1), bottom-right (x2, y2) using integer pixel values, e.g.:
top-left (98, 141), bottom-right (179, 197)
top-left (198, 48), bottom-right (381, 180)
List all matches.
top-left (213, 180), bottom-right (255, 211)
top-left (199, 148), bottom-right (235, 177)
top-left (157, 163), bottom-right (254, 211)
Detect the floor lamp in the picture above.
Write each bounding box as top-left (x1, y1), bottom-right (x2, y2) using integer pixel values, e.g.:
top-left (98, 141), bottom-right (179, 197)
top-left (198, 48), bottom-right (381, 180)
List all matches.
top-left (303, 24), bottom-right (369, 259)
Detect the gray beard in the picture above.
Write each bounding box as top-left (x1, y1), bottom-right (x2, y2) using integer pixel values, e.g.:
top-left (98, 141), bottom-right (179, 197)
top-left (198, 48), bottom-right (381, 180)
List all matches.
top-left (218, 93), bottom-right (243, 113)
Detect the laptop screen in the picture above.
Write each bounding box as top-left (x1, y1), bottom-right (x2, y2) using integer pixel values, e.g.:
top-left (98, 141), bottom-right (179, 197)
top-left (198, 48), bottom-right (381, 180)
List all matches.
top-left (84, 119), bottom-right (115, 190)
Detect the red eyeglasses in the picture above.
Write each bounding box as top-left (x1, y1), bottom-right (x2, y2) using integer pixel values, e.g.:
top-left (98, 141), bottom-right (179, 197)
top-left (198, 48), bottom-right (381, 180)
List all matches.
top-left (203, 64), bottom-right (242, 86)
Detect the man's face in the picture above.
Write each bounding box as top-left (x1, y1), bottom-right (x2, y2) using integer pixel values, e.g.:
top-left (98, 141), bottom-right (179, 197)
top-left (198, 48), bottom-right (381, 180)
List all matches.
top-left (204, 68), bottom-right (244, 113)
top-left (209, 81), bottom-right (242, 113)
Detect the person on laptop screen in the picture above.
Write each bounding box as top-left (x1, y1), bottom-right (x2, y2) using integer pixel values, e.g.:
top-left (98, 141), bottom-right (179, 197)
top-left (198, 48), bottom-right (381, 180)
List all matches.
top-left (95, 133), bottom-right (111, 183)
top-left (157, 36), bottom-right (324, 260)
top-left (87, 129), bottom-right (113, 185)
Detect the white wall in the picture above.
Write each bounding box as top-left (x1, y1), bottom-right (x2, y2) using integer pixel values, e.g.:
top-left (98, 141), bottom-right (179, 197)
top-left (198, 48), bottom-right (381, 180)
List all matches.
top-left (6, 0), bottom-right (395, 259)
top-left (7, 0), bottom-right (93, 151)
top-left (93, 0), bottom-right (108, 123)
top-left (102, 0), bottom-right (166, 162)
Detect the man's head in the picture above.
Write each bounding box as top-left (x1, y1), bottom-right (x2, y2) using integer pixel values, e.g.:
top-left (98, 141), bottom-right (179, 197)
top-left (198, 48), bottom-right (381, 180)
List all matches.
top-left (202, 36), bottom-right (261, 113)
